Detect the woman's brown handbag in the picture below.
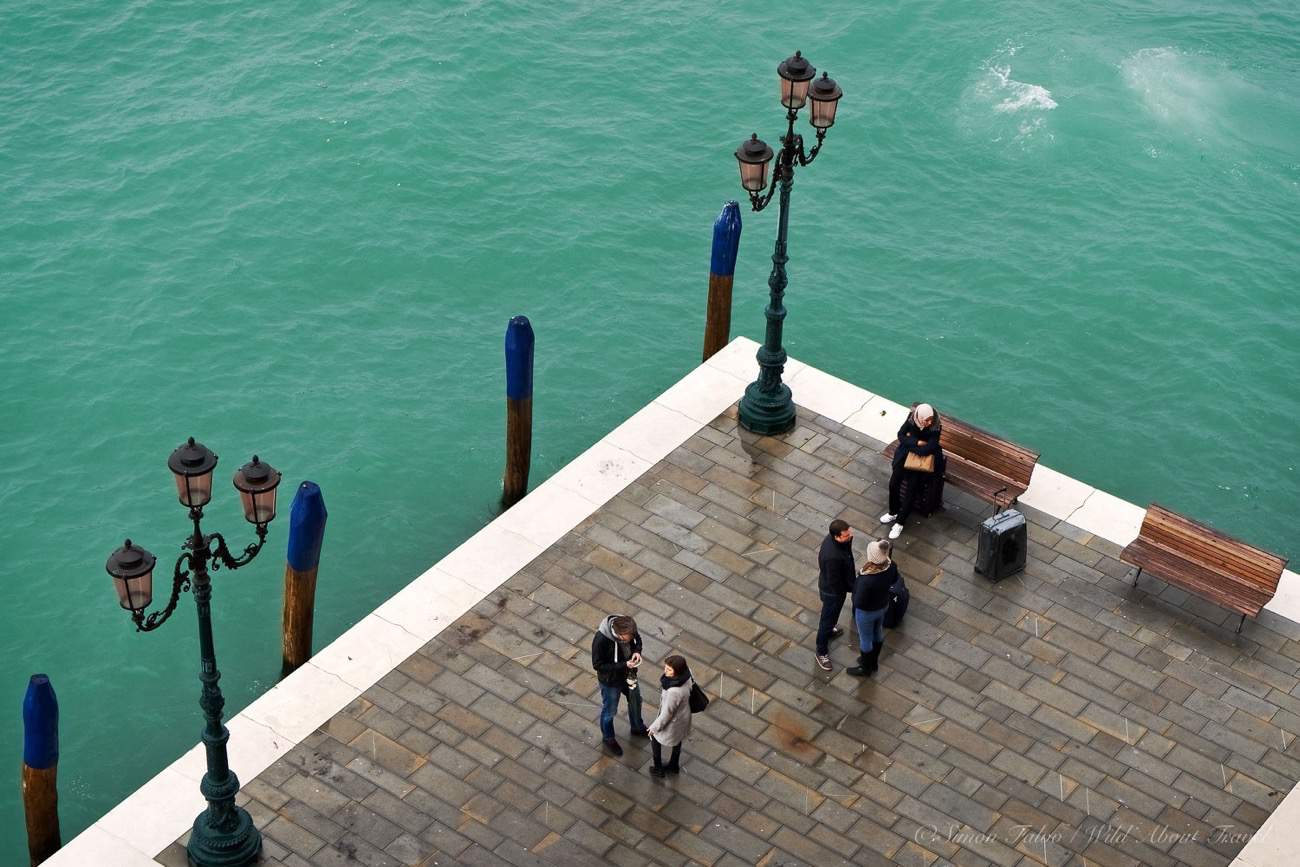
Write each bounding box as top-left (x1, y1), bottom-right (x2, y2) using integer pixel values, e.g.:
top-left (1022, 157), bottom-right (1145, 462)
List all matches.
top-left (903, 451), bottom-right (936, 473)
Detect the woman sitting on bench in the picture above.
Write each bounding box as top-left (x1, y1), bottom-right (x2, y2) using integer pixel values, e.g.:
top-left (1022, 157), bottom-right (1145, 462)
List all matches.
top-left (880, 403), bottom-right (945, 539)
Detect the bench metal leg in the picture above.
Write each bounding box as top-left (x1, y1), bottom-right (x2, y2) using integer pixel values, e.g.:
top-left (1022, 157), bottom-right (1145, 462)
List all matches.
top-left (1236, 613), bottom-right (1246, 634)
top-left (1132, 567), bottom-right (1142, 587)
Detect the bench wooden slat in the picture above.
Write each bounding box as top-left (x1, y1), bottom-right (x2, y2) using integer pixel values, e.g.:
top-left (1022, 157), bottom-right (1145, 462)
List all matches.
top-left (881, 411), bottom-right (1039, 509)
top-left (945, 457), bottom-right (1026, 509)
top-left (1122, 538), bottom-right (1276, 600)
top-left (941, 420), bottom-right (1038, 487)
top-left (1139, 505), bottom-right (1286, 584)
top-left (1121, 539), bottom-right (1273, 616)
top-left (1121, 504), bottom-right (1287, 622)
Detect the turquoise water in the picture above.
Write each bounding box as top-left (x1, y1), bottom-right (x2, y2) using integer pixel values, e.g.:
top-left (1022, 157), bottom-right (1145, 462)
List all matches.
top-left (3, 0), bottom-right (1298, 857)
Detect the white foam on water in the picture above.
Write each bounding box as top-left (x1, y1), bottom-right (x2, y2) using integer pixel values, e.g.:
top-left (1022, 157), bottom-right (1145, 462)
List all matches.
top-left (960, 43), bottom-right (1058, 147)
top-left (987, 65), bottom-right (1059, 113)
top-left (1120, 46), bottom-right (1221, 132)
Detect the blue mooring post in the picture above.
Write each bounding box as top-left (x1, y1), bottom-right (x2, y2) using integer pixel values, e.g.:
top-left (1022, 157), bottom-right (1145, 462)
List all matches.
top-left (502, 315), bottom-right (535, 509)
top-left (281, 481), bottom-right (328, 676)
top-left (22, 674), bottom-right (60, 866)
top-left (703, 201), bottom-right (743, 361)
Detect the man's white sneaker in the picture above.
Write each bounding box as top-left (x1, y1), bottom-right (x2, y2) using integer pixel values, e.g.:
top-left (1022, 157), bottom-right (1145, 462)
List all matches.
top-left (888, 523), bottom-right (904, 540)
top-left (879, 512), bottom-right (897, 525)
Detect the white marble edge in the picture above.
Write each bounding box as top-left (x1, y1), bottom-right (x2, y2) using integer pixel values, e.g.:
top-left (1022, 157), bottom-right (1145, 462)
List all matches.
top-left (95, 767), bottom-right (206, 858)
top-left (1018, 464), bottom-right (1096, 524)
top-left (1063, 487), bottom-right (1145, 547)
top-left (1232, 779), bottom-right (1300, 866)
top-left (844, 395), bottom-right (912, 444)
top-left (46, 824), bottom-right (158, 867)
top-left (542, 439), bottom-right (653, 510)
top-left (784, 364), bottom-right (875, 424)
top-left (47, 334), bottom-right (1300, 863)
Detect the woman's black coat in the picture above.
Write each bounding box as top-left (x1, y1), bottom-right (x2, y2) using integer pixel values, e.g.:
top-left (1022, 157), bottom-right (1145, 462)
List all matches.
top-left (892, 414), bottom-right (945, 471)
top-left (854, 562), bottom-right (897, 612)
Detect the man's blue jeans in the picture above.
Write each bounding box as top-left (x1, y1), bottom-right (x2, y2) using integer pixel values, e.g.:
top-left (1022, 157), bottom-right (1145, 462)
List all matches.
top-left (816, 591), bottom-right (847, 655)
top-left (599, 682), bottom-right (644, 740)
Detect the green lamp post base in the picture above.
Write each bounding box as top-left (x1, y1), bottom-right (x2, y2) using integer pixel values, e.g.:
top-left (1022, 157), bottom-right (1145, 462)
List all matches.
top-left (738, 379), bottom-right (796, 436)
top-left (187, 802), bottom-right (261, 867)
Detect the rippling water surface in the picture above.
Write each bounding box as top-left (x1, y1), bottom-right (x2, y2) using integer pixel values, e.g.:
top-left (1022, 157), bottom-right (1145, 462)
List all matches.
top-left (2, 0), bottom-right (1298, 856)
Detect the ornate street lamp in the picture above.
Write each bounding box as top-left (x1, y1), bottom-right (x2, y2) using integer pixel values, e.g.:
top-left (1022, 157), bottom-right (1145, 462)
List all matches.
top-left (734, 51), bottom-right (843, 435)
top-left (104, 437), bottom-right (281, 867)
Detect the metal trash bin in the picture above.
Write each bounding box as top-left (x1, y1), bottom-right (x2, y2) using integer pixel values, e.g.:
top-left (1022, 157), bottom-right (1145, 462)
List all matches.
top-left (976, 509), bottom-right (1027, 581)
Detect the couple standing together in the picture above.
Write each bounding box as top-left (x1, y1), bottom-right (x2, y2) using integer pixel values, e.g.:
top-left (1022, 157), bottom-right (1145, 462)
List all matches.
top-left (591, 615), bottom-right (693, 777)
top-left (815, 520), bottom-right (900, 674)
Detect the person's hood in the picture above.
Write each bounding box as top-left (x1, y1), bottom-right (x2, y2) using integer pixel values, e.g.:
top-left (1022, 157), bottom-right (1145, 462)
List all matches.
top-left (599, 615), bottom-right (618, 641)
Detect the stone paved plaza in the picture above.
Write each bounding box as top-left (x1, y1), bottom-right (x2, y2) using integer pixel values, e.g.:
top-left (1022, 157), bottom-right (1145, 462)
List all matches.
top-left (160, 405), bottom-right (1300, 867)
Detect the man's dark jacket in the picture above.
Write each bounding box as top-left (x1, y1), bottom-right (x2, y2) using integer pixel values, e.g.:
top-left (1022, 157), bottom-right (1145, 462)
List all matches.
top-left (818, 533), bottom-right (856, 596)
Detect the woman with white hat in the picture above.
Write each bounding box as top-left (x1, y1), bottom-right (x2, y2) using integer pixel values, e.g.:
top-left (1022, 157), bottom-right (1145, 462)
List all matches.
top-left (848, 540), bottom-right (898, 677)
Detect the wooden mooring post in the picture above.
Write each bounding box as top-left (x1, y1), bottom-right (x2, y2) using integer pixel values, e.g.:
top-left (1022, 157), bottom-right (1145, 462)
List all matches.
top-left (703, 201), bottom-right (743, 361)
top-left (281, 481), bottom-right (328, 676)
top-left (502, 315), bottom-right (534, 508)
top-left (22, 674), bottom-right (60, 866)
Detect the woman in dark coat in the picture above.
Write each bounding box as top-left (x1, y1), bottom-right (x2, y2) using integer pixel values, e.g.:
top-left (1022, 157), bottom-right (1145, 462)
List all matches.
top-left (848, 540), bottom-right (897, 677)
top-left (880, 402), bottom-right (945, 540)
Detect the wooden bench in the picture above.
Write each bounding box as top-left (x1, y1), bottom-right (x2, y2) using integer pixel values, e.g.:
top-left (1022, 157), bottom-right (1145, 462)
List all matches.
top-left (882, 412), bottom-right (1040, 511)
top-left (1121, 504), bottom-right (1287, 633)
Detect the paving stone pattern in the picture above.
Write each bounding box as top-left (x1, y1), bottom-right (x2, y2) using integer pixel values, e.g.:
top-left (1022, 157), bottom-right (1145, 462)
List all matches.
top-left (158, 406), bottom-right (1300, 867)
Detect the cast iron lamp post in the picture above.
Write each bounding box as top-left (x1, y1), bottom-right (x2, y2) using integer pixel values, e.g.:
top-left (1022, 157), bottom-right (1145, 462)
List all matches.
top-left (103, 437), bottom-right (281, 867)
top-left (734, 50), bottom-right (843, 435)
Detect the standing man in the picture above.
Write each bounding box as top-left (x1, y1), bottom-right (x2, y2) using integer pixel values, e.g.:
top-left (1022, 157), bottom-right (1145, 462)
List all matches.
top-left (815, 519), bottom-right (856, 671)
top-left (591, 614), bottom-right (648, 755)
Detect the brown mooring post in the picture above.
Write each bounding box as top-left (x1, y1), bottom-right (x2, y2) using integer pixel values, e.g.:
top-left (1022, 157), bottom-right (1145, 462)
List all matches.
top-left (281, 481), bottom-right (328, 676)
top-left (703, 201), bottom-right (743, 361)
top-left (502, 315), bottom-right (534, 508)
top-left (22, 674), bottom-right (60, 865)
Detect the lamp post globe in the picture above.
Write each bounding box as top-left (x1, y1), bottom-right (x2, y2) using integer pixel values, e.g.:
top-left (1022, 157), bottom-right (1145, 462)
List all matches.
top-left (808, 72), bottom-right (843, 130)
top-left (168, 437), bottom-right (219, 509)
top-left (105, 539), bottom-right (157, 612)
top-left (735, 134), bottom-right (774, 193)
top-left (777, 50), bottom-right (817, 109)
top-left (232, 455), bottom-right (282, 525)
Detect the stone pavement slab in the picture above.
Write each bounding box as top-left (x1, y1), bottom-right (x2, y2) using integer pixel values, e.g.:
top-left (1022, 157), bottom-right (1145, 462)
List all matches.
top-left (158, 405), bottom-right (1300, 867)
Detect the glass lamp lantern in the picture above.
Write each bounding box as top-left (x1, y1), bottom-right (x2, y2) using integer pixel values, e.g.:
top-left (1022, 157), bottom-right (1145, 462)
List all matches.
top-left (777, 50), bottom-right (816, 110)
top-left (105, 539), bottom-right (157, 611)
top-left (735, 134), bottom-right (774, 192)
top-left (808, 72), bottom-right (842, 129)
top-left (232, 455), bottom-right (282, 525)
top-left (168, 437), bottom-right (218, 508)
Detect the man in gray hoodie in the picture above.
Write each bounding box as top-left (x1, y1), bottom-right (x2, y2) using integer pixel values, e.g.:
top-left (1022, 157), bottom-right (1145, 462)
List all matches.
top-left (591, 614), bottom-right (647, 755)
